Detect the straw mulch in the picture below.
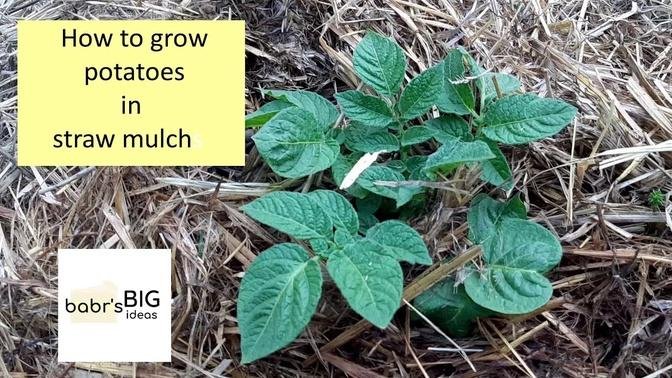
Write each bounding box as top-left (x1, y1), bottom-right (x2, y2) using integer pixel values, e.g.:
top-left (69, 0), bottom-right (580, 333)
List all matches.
top-left (1, 0), bottom-right (671, 377)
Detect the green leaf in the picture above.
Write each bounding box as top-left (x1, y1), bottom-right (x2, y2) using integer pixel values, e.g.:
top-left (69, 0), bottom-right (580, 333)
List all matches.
top-left (464, 218), bottom-right (562, 314)
top-left (467, 194), bottom-right (526, 244)
top-left (327, 239), bottom-right (403, 328)
top-left (401, 127), bottom-right (434, 147)
top-left (479, 74), bottom-right (521, 108)
top-left (386, 160), bottom-right (406, 172)
top-left (253, 108), bottom-right (340, 178)
top-left (335, 91), bottom-right (394, 128)
top-left (464, 269), bottom-right (552, 315)
top-left (503, 194), bottom-right (527, 218)
top-left (485, 218), bottom-right (561, 272)
top-left (424, 115), bottom-right (473, 143)
top-left (310, 239), bottom-right (331, 258)
top-left (353, 32), bottom-right (406, 96)
top-left (412, 278), bottom-right (491, 337)
top-left (242, 191), bottom-right (333, 240)
top-left (357, 165), bottom-right (421, 207)
top-left (479, 138), bottom-right (513, 190)
top-left (238, 243), bottom-right (322, 363)
top-left (331, 153), bottom-right (369, 199)
top-left (396, 186), bottom-right (422, 208)
top-left (246, 100), bottom-right (294, 128)
top-left (480, 94), bottom-right (577, 144)
top-left (357, 165), bottom-right (403, 197)
top-left (437, 50), bottom-right (475, 115)
top-left (405, 156), bottom-right (431, 180)
top-left (334, 228), bottom-right (356, 247)
top-left (423, 139), bottom-right (494, 173)
top-left (366, 220), bottom-right (431, 265)
top-left (397, 192), bottom-right (428, 220)
top-left (463, 53), bottom-right (521, 108)
top-left (344, 122), bottom-right (400, 153)
top-left (358, 211), bottom-right (379, 233)
top-left (398, 64), bottom-right (443, 120)
top-left (264, 89), bottom-right (339, 130)
top-left (356, 194), bottom-right (383, 215)
top-left (307, 190), bottom-right (359, 235)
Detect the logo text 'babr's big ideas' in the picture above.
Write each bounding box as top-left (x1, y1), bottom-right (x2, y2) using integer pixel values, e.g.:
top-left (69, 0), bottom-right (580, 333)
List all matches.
top-left (58, 249), bottom-right (171, 362)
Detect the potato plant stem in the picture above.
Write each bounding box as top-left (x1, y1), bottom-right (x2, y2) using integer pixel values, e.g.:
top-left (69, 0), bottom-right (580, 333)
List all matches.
top-left (403, 245), bottom-right (482, 300)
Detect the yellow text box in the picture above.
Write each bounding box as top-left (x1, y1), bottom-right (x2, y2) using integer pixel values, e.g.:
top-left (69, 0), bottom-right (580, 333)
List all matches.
top-left (18, 20), bottom-right (245, 166)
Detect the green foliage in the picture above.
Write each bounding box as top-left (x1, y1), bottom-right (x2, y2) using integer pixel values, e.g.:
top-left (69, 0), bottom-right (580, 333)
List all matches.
top-left (353, 32), bottom-right (406, 96)
top-left (412, 278), bottom-right (491, 337)
top-left (251, 107), bottom-right (339, 178)
top-left (307, 190), bottom-right (359, 235)
top-left (437, 50), bottom-right (475, 115)
top-left (248, 31), bottom-right (576, 197)
top-left (479, 94), bottom-right (577, 144)
top-left (335, 90), bottom-right (394, 128)
top-left (263, 89), bottom-right (339, 130)
top-left (245, 100), bottom-right (293, 128)
top-left (413, 195), bottom-right (562, 336)
top-left (343, 122), bottom-right (399, 153)
top-left (237, 243), bottom-right (322, 363)
top-left (366, 220), bottom-right (431, 265)
top-left (423, 139), bottom-right (494, 174)
top-left (356, 165), bottom-right (420, 207)
top-left (649, 189), bottom-right (665, 210)
top-left (398, 64), bottom-right (443, 120)
top-left (238, 190), bottom-right (430, 362)
top-left (424, 114), bottom-right (473, 143)
top-left (240, 191), bottom-right (333, 240)
top-left (464, 217), bottom-right (562, 314)
top-left (400, 126), bottom-right (433, 146)
top-left (467, 193), bottom-right (526, 244)
top-left (327, 239), bottom-right (403, 328)
top-left (241, 31), bottom-right (577, 359)
top-left (330, 154), bottom-right (369, 199)
top-left (479, 138), bottom-right (514, 190)
top-left (464, 50), bottom-right (521, 109)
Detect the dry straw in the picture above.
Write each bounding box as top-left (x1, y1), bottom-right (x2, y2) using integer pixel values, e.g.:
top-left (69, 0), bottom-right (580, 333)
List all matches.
top-left (1, 0), bottom-right (671, 376)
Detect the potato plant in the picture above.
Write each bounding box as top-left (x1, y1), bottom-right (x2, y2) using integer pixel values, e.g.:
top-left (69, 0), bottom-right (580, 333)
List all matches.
top-left (239, 31), bottom-right (576, 362)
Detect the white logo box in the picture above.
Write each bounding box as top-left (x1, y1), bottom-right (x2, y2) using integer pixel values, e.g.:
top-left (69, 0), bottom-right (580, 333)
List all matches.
top-left (58, 249), bottom-right (171, 362)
